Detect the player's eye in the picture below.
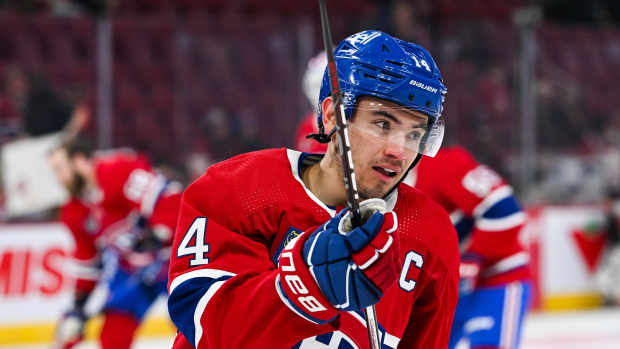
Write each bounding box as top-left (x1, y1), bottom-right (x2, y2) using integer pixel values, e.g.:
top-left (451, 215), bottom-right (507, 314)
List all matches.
top-left (406, 130), bottom-right (424, 142)
top-left (372, 120), bottom-right (391, 132)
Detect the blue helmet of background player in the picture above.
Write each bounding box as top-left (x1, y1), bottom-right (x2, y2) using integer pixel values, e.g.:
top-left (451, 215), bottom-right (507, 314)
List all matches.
top-left (316, 30), bottom-right (447, 157)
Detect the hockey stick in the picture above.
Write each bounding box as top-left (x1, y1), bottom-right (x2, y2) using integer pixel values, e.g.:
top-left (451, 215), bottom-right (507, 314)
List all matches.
top-left (317, 1), bottom-right (381, 348)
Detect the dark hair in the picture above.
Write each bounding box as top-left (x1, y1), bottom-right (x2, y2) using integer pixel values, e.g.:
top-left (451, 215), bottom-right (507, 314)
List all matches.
top-left (61, 136), bottom-right (95, 158)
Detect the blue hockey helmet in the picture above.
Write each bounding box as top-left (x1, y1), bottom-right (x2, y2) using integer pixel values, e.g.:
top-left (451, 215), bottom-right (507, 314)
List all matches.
top-left (316, 30), bottom-right (447, 157)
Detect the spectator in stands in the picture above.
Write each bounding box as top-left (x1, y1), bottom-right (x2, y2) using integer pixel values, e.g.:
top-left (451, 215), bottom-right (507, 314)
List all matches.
top-left (21, 72), bottom-right (74, 137)
top-left (200, 106), bottom-right (238, 160)
top-left (0, 66), bottom-right (24, 141)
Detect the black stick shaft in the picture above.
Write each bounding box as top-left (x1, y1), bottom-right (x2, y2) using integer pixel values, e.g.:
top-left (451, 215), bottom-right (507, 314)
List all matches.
top-left (318, 1), bottom-right (381, 348)
top-left (318, 0), bottom-right (361, 228)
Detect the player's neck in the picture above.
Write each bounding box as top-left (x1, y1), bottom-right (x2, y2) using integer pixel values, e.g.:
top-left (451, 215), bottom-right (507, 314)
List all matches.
top-left (302, 157), bottom-right (346, 207)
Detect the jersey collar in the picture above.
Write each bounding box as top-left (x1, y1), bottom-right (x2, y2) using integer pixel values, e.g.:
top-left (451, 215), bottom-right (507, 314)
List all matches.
top-left (286, 149), bottom-right (398, 215)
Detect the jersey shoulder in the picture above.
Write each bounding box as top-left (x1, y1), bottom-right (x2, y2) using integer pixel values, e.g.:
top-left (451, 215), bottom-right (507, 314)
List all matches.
top-left (95, 151), bottom-right (151, 179)
top-left (186, 148), bottom-right (289, 195)
top-left (182, 148), bottom-right (294, 225)
top-left (208, 148), bottom-right (289, 180)
top-left (95, 151), bottom-right (151, 190)
top-left (422, 146), bottom-right (478, 173)
top-left (416, 147), bottom-right (496, 208)
top-left (395, 184), bottom-right (460, 269)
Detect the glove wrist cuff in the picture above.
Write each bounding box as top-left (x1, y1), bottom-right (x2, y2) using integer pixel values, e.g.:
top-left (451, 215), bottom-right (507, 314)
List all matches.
top-left (276, 232), bottom-right (338, 324)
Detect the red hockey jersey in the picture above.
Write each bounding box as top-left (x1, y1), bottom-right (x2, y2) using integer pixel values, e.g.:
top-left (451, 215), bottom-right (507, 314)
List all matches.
top-left (167, 148), bottom-right (459, 349)
top-left (60, 198), bottom-right (103, 292)
top-left (60, 150), bottom-right (182, 289)
top-left (413, 146), bottom-right (530, 286)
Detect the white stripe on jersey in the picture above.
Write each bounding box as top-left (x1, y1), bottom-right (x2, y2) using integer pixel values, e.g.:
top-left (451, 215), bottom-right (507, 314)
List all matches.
top-left (463, 316), bottom-right (494, 334)
top-left (194, 279), bottom-right (228, 346)
top-left (475, 212), bottom-right (526, 232)
top-left (69, 262), bottom-right (101, 280)
top-left (472, 185), bottom-right (513, 218)
top-left (298, 331), bottom-right (357, 349)
top-left (68, 257), bottom-right (101, 280)
top-left (140, 174), bottom-right (168, 217)
top-left (344, 311), bottom-right (401, 348)
top-left (169, 268), bottom-right (236, 295)
top-left (287, 149), bottom-right (336, 217)
top-left (500, 283), bottom-right (522, 349)
top-left (482, 252), bottom-right (530, 278)
top-left (384, 332), bottom-right (401, 348)
top-left (449, 209), bottom-right (465, 225)
top-left (347, 310), bottom-right (367, 327)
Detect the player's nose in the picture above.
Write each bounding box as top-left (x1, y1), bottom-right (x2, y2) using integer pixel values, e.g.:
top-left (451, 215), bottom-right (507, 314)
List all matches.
top-left (383, 139), bottom-right (408, 160)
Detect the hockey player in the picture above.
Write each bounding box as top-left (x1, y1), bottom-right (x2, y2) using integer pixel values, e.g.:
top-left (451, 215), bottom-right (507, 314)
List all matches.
top-left (294, 51), bottom-right (328, 154)
top-left (412, 146), bottom-right (531, 349)
top-left (48, 138), bottom-right (182, 349)
top-left (167, 30), bottom-right (459, 349)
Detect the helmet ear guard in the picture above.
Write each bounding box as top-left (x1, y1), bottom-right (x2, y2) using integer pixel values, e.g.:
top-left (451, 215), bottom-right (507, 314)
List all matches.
top-left (312, 30), bottom-right (447, 156)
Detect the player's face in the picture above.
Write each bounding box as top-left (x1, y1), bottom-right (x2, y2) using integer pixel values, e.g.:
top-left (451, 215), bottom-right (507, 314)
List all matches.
top-left (48, 148), bottom-right (85, 196)
top-left (347, 97), bottom-right (428, 199)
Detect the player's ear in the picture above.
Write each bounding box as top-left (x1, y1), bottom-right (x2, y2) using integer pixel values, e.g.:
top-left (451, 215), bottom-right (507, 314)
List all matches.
top-left (321, 96), bottom-right (336, 134)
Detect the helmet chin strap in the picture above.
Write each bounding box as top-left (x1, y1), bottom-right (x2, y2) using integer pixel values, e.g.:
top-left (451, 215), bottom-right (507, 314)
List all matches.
top-left (306, 113), bottom-right (337, 144)
top-left (306, 127), bottom-right (336, 144)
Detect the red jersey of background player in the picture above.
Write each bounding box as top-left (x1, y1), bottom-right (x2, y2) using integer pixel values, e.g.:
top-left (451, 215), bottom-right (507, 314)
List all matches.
top-left (60, 150), bottom-right (181, 290)
top-left (167, 148), bottom-right (459, 349)
top-left (412, 146), bottom-right (530, 286)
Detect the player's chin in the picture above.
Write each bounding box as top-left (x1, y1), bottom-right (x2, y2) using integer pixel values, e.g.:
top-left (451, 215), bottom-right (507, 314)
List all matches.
top-left (359, 185), bottom-right (391, 201)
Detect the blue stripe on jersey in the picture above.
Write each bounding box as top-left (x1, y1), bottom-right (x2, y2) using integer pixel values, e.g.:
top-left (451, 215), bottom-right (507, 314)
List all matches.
top-left (481, 196), bottom-right (521, 219)
top-left (292, 332), bottom-right (356, 349)
top-left (168, 275), bottom-right (233, 348)
top-left (316, 332), bottom-right (334, 344)
top-left (454, 216), bottom-right (475, 243)
top-left (290, 309), bottom-right (399, 349)
top-left (453, 196), bottom-right (522, 243)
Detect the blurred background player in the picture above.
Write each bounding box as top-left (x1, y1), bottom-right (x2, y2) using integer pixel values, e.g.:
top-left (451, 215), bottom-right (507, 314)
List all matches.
top-left (48, 137), bottom-right (182, 349)
top-left (412, 146), bottom-right (531, 349)
top-left (294, 51), bottom-right (327, 154)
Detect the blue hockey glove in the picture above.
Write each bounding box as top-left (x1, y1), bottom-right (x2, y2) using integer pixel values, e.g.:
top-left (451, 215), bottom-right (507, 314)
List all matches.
top-left (302, 199), bottom-right (399, 311)
top-left (276, 199), bottom-right (399, 323)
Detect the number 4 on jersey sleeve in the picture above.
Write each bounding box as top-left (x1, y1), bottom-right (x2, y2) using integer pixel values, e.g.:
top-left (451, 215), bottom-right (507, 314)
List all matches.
top-left (177, 217), bottom-right (210, 266)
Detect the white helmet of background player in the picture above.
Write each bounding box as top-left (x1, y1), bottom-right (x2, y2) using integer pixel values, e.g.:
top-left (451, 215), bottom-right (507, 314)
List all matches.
top-left (302, 51), bottom-right (327, 112)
